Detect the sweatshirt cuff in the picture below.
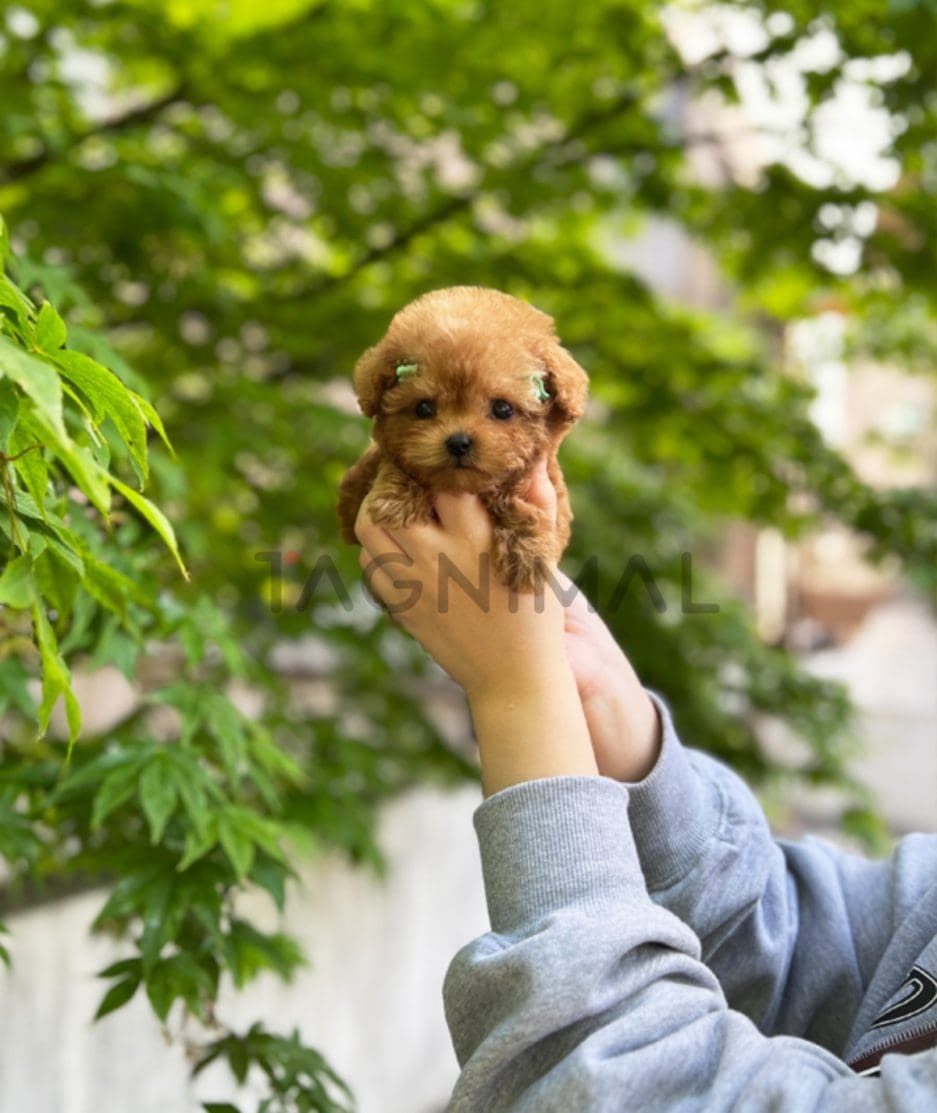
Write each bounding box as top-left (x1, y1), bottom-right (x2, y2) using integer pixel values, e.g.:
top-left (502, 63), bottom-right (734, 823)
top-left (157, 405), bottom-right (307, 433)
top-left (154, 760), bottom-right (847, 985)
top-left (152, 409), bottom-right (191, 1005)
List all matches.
top-left (622, 690), bottom-right (722, 891)
top-left (473, 776), bottom-right (641, 936)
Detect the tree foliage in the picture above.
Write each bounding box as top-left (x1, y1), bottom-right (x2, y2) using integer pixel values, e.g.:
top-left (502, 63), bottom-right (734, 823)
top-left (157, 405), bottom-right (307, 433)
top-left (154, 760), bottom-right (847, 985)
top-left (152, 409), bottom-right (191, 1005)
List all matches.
top-left (1, 0), bottom-right (935, 1108)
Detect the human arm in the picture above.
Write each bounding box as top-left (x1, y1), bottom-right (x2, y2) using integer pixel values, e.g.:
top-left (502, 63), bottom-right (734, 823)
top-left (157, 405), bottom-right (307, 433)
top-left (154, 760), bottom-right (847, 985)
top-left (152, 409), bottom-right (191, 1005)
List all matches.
top-left (355, 489), bottom-right (937, 1109)
top-left (354, 487), bottom-right (597, 795)
top-left (522, 462), bottom-right (904, 1052)
top-left (443, 774), bottom-right (937, 1112)
top-left (542, 563), bottom-right (905, 1052)
top-left (519, 458), bottom-right (661, 783)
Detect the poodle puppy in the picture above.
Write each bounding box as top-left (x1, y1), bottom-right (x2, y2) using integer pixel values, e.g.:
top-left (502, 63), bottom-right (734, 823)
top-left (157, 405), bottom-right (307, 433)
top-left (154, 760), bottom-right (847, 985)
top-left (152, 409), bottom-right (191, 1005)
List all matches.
top-left (338, 286), bottom-right (589, 592)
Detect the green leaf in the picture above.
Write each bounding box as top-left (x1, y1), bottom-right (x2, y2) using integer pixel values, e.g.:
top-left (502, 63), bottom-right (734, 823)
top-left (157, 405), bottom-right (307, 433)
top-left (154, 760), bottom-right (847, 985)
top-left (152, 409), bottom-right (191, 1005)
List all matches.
top-left (138, 757), bottom-right (179, 844)
top-left (0, 554), bottom-right (36, 608)
top-left (206, 693), bottom-right (248, 782)
top-left (217, 812), bottom-right (255, 880)
top-left (0, 379), bottom-right (18, 450)
top-left (33, 544), bottom-right (81, 617)
top-left (93, 861), bottom-right (166, 928)
top-left (31, 604), bottom-right (81, 750)
top-left (0, 656), bottom-right (35, 718)
top-left (54, 350), bottom-right (149, 481)
top-left (78, 553), bottom-right (138, 622)
top-left (138, 871), bottom-right (175, 971)
top-left (91, 758), bottom-right (148, 829)
top-left (203, 1105), bottom-right (242, 1113)
top-left (8, 414), bottom-right (48, 514)
top-left (7, 485), bottom-right (56, 525)
top-left (94, 976), bottom-right (140, 1019)
top-left (34, 421), bottom-right (112, 517)
top-left (144, 961), bottom-right (175, 1022)
top-left (56, 588), bottom-right (96, 656)
top-left (33, 524), bottom-right (83, 575)
top-left (0, 336), bottom-right (66, 439)
top-left (0, 275), bottom-right (33, 324)
top-left (177, 821), bottom-right (218, 871)
top-left (96, 958), bottom-right (142, 980)
top-left (45, 748), bottom-right (128, 806)
top-left (193, 1041), bottom-right (226, 1077)
top-left (133, 393), bottom-right (173, 455)
top-left (228, 1037), bottom-right (250, 1084)
top-left (36, 302), bottom-right (67, 352)
top-left (226, 807), bottom-right (286, 863)
top-left (249, 853), bottom-right (289, 913)
top-left (144, 952), bottom-right (214, 1021)
top-left (109, 475), bottom-right (188, 579)
top-left (61, 324), bottom-right (150, 394)
top-left (169, 755), bottom-right (218, 838)
top-left (0, 214), bottom-right (8, 265)
top-left (12, 256), bottom-right (91, 313)
top-left (89, 621), bottom-right (141, 678)
top-left (224, 921), bottom-right (305, 988)
top-left (248, 726), bottom-right (306, 787)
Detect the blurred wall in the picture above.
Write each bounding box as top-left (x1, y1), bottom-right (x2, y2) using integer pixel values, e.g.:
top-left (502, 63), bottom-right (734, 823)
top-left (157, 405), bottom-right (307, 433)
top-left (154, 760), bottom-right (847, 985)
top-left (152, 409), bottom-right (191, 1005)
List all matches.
top-left (0, 783), bottom-right (485, 1113)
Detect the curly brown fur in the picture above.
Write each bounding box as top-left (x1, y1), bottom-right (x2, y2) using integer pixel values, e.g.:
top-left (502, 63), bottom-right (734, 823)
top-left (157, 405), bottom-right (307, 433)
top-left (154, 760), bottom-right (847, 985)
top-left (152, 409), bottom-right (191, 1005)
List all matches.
top-left (337, 286), bottom-right (589, 592)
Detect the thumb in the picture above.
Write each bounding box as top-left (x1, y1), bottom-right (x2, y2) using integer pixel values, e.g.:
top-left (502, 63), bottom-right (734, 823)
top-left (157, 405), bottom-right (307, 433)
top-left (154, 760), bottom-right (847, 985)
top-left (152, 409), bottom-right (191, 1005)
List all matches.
top-left (433, 491), bottom-right (492, 551)
top-left (523, 456), bottom-right (558, 526)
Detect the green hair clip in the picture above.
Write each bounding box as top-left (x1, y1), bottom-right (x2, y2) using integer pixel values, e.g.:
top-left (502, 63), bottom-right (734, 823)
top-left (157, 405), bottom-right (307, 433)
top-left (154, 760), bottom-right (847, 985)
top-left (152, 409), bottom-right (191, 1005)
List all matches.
top-left (530, 372), bottom-right (550, 403)
top-left (395, 362), bottom-right (419, 381)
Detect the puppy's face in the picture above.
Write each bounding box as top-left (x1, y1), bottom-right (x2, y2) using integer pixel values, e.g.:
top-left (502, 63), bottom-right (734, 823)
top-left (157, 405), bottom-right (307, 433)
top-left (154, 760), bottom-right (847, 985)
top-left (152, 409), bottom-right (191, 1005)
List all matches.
top-left (353, 287), bottom-right (589, 493)
top-left (375, 358), bottom-right (554, 493)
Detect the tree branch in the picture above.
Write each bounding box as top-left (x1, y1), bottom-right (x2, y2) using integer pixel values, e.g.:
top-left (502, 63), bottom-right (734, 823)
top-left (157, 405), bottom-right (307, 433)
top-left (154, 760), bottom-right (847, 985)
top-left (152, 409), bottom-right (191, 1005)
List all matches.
top-left (1, 85), bottom-right (188, 184)
top-left (279, 88), bottom-right (644, 304)
top-left (1, 1), bottom-right (335, 186)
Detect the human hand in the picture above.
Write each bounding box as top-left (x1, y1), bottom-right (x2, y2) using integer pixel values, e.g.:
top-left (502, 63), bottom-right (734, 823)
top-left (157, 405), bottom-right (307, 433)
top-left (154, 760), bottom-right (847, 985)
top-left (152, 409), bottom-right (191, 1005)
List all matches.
top-left (354, 489), bottom-right (569, 706)
top-left (355, 489), bottom-right (596, 795)
top-left (523, 460), bottom-right (661, 782)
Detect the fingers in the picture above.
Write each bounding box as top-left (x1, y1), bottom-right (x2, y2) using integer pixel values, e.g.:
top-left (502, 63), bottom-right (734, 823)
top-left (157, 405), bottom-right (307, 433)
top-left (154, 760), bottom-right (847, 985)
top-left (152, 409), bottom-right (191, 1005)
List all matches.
top-left (358, 544), bottom-right (420, 617)
top-left (432, 491), bottom-right (492, 552)
top-left (523, 456), bottom-right (558, 525)
top-left (355, 491), bottom-right (492, 606)
top-left (354, 497), bottom-right (406, 555)
top-left (552, 567), bottom-right (588, 616)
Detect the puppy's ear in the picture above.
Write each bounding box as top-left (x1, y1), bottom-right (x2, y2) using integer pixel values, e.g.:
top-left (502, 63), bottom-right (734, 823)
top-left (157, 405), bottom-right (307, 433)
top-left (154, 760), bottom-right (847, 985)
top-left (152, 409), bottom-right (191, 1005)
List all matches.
top-left (539, 341), bottom-right (589, 428)
top-left (352, 343), bottom-right (393, 418)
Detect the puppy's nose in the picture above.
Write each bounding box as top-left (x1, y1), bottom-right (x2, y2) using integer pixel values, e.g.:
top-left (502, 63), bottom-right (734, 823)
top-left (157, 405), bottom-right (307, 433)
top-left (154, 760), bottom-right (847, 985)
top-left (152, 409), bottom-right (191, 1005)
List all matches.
top-left (445, 432), bottom-right (473, 458)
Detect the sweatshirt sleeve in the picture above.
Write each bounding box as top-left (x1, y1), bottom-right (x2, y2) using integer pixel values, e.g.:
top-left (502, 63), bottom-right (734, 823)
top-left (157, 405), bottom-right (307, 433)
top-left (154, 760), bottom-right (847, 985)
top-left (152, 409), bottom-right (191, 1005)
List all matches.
top-left (443, 776), bottom-right (937, 1112)
top-left (626, 692), bottom-right (914, 1052)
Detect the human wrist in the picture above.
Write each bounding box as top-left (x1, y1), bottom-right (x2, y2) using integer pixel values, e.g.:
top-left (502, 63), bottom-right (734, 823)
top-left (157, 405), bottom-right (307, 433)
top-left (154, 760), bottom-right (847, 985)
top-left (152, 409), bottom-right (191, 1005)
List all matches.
top-left (581, 677), bottom-right (661, 783)
top-left (468, 665), bottom-right (598, 797)
top-left (464, 645), bottom-right (570, 710)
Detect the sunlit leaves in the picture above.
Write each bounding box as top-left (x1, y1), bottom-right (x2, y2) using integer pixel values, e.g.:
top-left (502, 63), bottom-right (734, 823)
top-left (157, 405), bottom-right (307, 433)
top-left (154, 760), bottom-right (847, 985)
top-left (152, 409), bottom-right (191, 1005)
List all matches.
top-left (32, 602), bottom-right (81, 749)
top-left (0, 245), bottom-right (184, 745)
top-left (0, 553), bottom-right (35, 607)
top-left (54, 350), bottom-right (150, 481)
top-left (0, 336), bottom-right (66, 439)
top-left (109, 476), bottom-right (188, 578)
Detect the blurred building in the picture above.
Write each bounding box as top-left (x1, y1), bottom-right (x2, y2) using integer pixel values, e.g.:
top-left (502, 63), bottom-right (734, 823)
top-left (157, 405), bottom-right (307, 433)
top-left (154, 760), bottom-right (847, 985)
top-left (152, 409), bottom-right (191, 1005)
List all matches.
top-left (617, 55), bottom-right (937, 836)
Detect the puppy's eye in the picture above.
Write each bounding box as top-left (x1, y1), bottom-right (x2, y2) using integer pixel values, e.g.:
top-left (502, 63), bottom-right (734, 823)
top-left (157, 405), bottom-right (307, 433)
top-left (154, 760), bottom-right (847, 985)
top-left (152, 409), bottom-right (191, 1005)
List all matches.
top-left (414, 399), bottom-right (436, 419)
top-left (490, 399), bottom-right (513, 420)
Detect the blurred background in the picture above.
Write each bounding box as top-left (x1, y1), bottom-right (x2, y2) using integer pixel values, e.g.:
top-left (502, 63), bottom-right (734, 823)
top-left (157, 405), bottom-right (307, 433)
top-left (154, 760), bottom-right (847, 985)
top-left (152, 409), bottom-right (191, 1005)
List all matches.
top-left (0, 1), bottom-right (934, 1110)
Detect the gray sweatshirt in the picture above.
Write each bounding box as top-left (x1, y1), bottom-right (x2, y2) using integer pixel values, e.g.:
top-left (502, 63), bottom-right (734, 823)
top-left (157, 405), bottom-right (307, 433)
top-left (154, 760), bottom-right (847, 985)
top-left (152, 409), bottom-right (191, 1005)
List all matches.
top-left (444, 693), bottom-right (937, 1110)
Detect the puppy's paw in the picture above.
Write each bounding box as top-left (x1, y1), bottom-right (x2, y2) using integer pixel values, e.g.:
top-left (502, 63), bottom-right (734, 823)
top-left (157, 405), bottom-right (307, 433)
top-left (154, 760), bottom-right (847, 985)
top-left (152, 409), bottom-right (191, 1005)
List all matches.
top-left (492, 527), bottom-right (553, 594)
top-left (367, 492), bottom-right (433, 530)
